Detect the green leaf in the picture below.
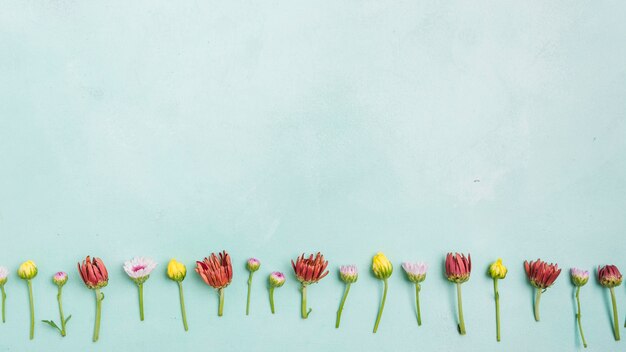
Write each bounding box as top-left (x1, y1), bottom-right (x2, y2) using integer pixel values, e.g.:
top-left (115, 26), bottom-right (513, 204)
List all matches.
top-left (42, 320), bottom-right (61, 333)
top-left (64, 315), bottom-right (72, 324)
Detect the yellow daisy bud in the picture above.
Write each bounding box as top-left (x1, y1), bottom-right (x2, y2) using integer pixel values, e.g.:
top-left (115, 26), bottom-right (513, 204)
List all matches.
top-left (167, 259), bottom-right (186, 282)
top-left (489, 258), bottom-right (507, 280)
top-left (17, 260), bottom-right (38, 280)
top-left (372, 252), bottom-right (393, 280)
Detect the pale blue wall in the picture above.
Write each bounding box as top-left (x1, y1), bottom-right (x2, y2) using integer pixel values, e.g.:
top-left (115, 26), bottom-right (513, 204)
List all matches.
top-left (1, 1), bottom-right (625, 351)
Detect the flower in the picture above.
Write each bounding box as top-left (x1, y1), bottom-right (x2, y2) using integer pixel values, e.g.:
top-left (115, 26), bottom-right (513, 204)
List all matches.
top-left (167, 259), bottom-right (187, 282)
top-left (445, 253), bottom-right (471, 283)
top-left (489, 259), bottom-right (507, 280)
top-left (195, 251), bottom-right (233, 316)
top-left (339, 265), bottom-right (358, 284)
top-left (123, 257), bottom-right (157, 285)
top-left (247, 258), bottom-right (260, 272)
top-left (598, 265), bottom-right (622, 288)
top-left (571, 268), bottom-right (589, 287)
top-left (292, 253), bottom-right (329, 319)
top-left (268, 272), bottom-right (286, 314)
top-left (372, 252), bottom-right (393, 280)
top-left (372, 252), bottom-right (392, 333)
top-left (524, 259), bottom-right (561, 289)
top-left (77, 256), bottom-right (108, 342)
top-left (269, 272), bottom-right (286, 287)
top-left (53, 272), bottom-right (68, 287)
top-left (17, 260), bottom-right (38, 280)
top-left (0, 266), bottom-right (8, 285)
top-left (292, 252), bottom-right (329, 285)
top-left (598, 265), bottom-right (622, 341)
top-left (402, 262), bottom-right (427, 283)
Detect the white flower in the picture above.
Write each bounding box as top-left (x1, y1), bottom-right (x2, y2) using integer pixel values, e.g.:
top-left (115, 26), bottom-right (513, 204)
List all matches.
top-left (0, 266), bottom-right (8, 284)
top-left (123, 257), bottom-right (157, 283)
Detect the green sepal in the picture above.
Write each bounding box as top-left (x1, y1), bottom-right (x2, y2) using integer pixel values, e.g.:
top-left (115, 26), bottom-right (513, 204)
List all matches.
top-left (64, 315), bottom-right (72, 325)
top-left (42, 319), bottom-right (62, 333)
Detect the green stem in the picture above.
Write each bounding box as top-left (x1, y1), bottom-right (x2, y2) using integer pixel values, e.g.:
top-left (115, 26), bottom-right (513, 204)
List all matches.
top-left (610, 287), bottom-right (620, 341)
top-left (300, 284), bottom-right (311, 319)
top-left (58, 286), bottom-right (66, 336)
top-left (576, 287), bottom-right (587, 348)
top-left (269, 286), bottom-right (276, 314)
top-left (415, 283), bottom-right (422, 326)
top-left (534, 288), bottom-right (542, 322)
top-left (457, 283), bottom-right (466, 335)
top-left (93, 289), bottom-right (102, 343)
top-left (373, 278), bottom-right (388, 333)
top-left (138, 283), bottom-right (144, 321)
top-left (1, 285), bottom-right (5, 323)
top-left (27, 279), bottom-right (34, 340)
top-left (335, 283), bottom-right (351, 328)
top-left (218, 288), bottom-right (224, 317)
top-left (246, 272), bottom-right (253, 315)
top-left (494, 279), bottom-right (500, 341)
top-left (178, 282), bottom-right (188, 331)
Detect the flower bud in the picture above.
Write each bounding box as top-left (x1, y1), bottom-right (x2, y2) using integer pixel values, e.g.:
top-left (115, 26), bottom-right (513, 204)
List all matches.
top-left (402, 261), bottom-right (427, 283)
top-left (17, 260), bottom-right (37, 280)
top-left (269, 272), bottom-right (285, 287)
top-left (339, 265), bottom-right (358, 283)
top-left (598, 265), bottom-right (622, 288)
top-left (167, 259), bottom-right (187, 282)
top-left (489, 259), bottom-right (507, 280)
top-left (247, 258), bottom-right (260, 272)
top-left (0, 266), bottom-right (8, 285)
top-left (570, 268), bottom-right (589, 287)
top-left (53, 271), bottom-right (68, 286)
top-left (372, 252), bottom-right (393, 280)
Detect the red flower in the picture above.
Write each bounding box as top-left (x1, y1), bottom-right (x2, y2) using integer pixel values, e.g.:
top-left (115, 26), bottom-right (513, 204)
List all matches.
top-left (598, 265), bottom-right (623, 288)
top-left (77, 256), bottom-right (109, 289)
top-left (195, 251), bottom-right (233, 289)
top-left (291, 252), bottom-right (329, 285)
top-left (445, 252), bottom-right (471, 283)
top-left (524, 259), bottom-right (561, 289)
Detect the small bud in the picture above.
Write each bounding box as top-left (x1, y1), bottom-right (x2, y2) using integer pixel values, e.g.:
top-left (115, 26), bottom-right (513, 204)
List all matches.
top-left (489, 259), bottom-right (507, 280)
top-left (339, 265), bottom-right (358, 283)
top-left (402, 262), bottom-right (428, 283)
top-left (372, 253), bottom-right (393, 280)
top-left (0, 266), bottom-right (8, 285)
top-left (269, 272), bottom-right (285, 287)
top-left (53, 271), bottom-right (68, 286)
top-left (167, 259), bottom-right (186, 282)
top-left (17, 260), bottom-right (37, 280)
top-left (246, 258), bottom-right (260, 272)
top-left (570, 268), bottom-right (589, 287)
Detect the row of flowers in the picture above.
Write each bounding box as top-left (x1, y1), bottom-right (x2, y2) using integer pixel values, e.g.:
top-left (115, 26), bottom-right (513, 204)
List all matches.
top-left (0, 252), bottom-right (622, 347)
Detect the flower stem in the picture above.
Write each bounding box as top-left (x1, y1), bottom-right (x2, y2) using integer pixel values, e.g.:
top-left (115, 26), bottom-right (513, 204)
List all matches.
top-left (57, 286), bottom-right (66, 336)
top-left (93, 289), bottom-right (102, 343)
top-left (1, 285), bottom-right (5, 323)
top-left (138, 283), bottom-right (144, 321)
top-left (27, 279), bottom-right (34, 340)
top-left (373, 278), bottom-right (388, 333)
top-left (610, 287), bottom-right (620, 341)
top-left (456, 282), bottom-right (466, 335)
top-left (415, 283), bottom-right (422, 326)
top-left (178, 282), bottom-right (188, 331)
top-left (335, 283), bottom-right (351, 328)
top-left (246, 272), bottom-right (253, 315)
top-left (300, 284), bottom-right (311, 319)
top-left (534, 288), bottom-right (542, 322)
top-left (218, 288), bottom-right (224, 317)
top-left (575, 287), bottom-right (587, 348)
top-left (269, 287), bottom-right (276, 314)
top-left (493, 279), bottom-right (500, 341)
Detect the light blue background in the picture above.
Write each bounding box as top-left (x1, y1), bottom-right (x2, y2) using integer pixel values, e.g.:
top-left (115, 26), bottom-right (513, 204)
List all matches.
top-left (1, 1), bottom-right (625, 351)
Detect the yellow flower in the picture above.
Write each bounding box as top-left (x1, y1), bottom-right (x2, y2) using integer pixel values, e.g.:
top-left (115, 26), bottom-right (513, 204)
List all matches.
top-left (17, 260), bottom-right (38, 280)
top-left (372, 252), bottom-right (393, 280)
top-left (489, 258), bottom-right (507, 280)
top-left (167, 258), bottom-right (186, 282)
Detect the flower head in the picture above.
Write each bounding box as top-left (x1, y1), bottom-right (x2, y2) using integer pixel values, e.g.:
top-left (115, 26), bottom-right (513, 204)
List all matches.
top-left (402, 261), bottom-right (427, 283)
top-left (524, 259), bottom-right (561, 289)
top-left (246, 258), bottom-right (260, 272)
top-left (0, 266), bottom-right (8, 285)
top-left (53, 272), bottom-right (68, 286)
top-left (570, 268), bottom-right (589, 287)
top-left (489, 258), bottom-right (507, 280)
top-left (167, 259), bottom-right (186, 282)
top-left (339, 265), bottom-right (358, 283)
top-left (372, 253), bottom-right (393, 280)
top-left (195, 251), bottom-right (233, 289)
top-left (17, 260), bottom-right (38, 280)
top-left (77, 256), bottom-right (109, 289)
top-left (269, 272), bottom-right (286, 287)
top-left (123, 257), bottom-right (157, 284)
top-left (292, 252), bottom-right (329, 285)
top-left (445, 253), bottom-right (471, 283)
top-left (598, 265), bottom-right (622, 288)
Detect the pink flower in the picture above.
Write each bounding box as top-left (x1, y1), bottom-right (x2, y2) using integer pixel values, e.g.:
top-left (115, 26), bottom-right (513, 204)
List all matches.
top-left (53, 272), bottom-right (68, 286)
top-left (402, 262), bottom-right (428, 283)
top-left (598, 265), bottom-right (622, 288)
top-left (123, 257), bottom-right (157, 283)
top-left (445, 253), bottom-right (471, 283)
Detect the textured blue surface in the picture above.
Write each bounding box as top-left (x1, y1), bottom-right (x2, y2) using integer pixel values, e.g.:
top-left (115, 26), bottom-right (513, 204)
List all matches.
top-left (1, 1), bottom-right (625, 351)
